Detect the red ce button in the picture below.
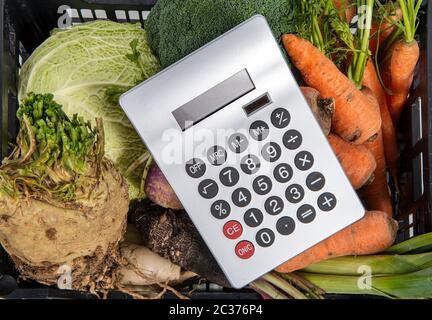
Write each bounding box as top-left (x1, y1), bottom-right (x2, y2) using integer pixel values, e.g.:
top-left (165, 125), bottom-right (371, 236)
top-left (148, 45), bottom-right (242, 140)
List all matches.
top-left (223, 220), bottom-right (243, 240)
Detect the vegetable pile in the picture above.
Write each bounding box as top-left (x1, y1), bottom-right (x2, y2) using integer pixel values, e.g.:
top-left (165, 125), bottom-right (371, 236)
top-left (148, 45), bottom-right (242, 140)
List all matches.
top-left (1, 0), bottom-right (430, 300)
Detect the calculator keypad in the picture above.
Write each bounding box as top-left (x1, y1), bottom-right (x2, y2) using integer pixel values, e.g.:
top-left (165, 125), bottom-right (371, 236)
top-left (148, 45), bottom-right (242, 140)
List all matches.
top-left (189, 104), bottom-right (341, 264)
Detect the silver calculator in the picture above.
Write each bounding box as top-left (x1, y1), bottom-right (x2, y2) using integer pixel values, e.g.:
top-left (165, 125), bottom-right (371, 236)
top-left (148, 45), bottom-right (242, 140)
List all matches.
top-left (120, 15), bottom-right (364, 288)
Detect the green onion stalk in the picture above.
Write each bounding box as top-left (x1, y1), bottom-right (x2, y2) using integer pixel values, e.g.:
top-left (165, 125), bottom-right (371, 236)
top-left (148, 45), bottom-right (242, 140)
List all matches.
top-left (0, 93), bottom-right (104, 202)
top-left (250, 233), bottom-right (432, 299)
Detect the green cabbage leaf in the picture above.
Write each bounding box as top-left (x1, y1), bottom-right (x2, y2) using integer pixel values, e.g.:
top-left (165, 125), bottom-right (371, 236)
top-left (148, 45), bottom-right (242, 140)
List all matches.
top-left (18, 20), bottom-right (161, 201)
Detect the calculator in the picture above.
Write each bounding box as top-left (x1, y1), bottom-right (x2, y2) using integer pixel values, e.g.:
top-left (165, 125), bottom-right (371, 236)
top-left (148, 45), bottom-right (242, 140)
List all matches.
top-left (120, 15), bottom-right (365, 288)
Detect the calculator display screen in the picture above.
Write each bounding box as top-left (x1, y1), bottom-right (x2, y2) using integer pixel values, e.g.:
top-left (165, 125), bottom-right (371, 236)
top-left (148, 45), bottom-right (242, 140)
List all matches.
top-left (172, 69), bottom-right (255, 131)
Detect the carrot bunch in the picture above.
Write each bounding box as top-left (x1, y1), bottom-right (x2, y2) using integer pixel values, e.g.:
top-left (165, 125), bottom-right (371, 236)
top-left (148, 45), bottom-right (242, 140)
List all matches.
top-left (276, 0), bottom-right (422, 273)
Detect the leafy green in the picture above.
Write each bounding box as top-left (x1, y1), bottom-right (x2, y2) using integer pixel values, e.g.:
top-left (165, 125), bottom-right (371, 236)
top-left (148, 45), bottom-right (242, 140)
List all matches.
top-left (18, 20), bottom-right (161, 201)
top-left (146, 0), bottom-right (297, 67)
top-left (0, 93), bottom-right (101, 202)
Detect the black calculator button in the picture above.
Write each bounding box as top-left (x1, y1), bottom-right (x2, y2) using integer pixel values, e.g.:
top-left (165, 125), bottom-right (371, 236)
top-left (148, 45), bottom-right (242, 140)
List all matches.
top-left (306, 172), bottom-right (325, 191)
top-left (249, 120), bottom-right (269, 141)
top-left (274, 163), bottom-right (293, 183)
top-left (271, 108), bottom-right (291, 129)
top-left (283, 129), bottom-right (302, 150)
top-left (297, 204), bottom-right (316, 224)
top-left (285, 184), bottom-right (305, 204)
top-left (276, 216), bottom-right (296, 236)
top-left (198, 179), bottom-right (219, 199)
top-left (318, 192), bottom-right (337, 211)
top-left (264, 196), bottom-right (284, 216)
top-left (295, 151), bottom-right (314, 171)
top-left (244, 208), bottom-right (264, 228)
top-left (261, 142), bottom-right (281, 162)
top-left (210, 200), bottom-right (231, 220)
top-left (207, 145), bottom-right (227, 166)
top-left (219, 167), bottom-right (240, 187)
top-left (232, 187), bottom-right (252, 207)
top-left (253, 175), bottom-right (272, 195)
top-left (256, 228), bottom-right (275, 247)
top-left (228, 133), bottom-right (248, 154)
top-left (185, 158), bottom-right (206, 179)
top-left (240, 154), bottom-right (261, 175)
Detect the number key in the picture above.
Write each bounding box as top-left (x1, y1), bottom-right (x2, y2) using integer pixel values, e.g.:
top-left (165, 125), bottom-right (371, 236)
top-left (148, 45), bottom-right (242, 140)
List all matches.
top-left (264, 196), bottom-right (284, 216)
top-left (285, 184), bottom-right (305, 203)
top-left (253, 175), bottom-right (272, 195)
top-left (274, 163), bottom-right (293, 183)
top-left (244, 208), bottom-right (264, 228)
top-left (219, 167), bottom-right (240, 187)
top-left (256, 228), bottom-right (275, 247)
top-left (240, 154), bottom-right (261, 175)
top-left (232, 187), bottom-right (252, 207)
top-left (261, 142), bottom-right (281, 162)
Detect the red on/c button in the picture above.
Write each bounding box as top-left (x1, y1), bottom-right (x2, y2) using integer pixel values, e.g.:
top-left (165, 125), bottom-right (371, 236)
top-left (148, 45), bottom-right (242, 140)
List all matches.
top-left (223, 220), bottom-right (243, 240)
top-left (235, 241), bottom-right (255, 259)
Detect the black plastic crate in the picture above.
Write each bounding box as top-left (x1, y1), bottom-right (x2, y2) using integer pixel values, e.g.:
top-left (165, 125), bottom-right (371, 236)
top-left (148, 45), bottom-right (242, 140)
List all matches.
top-left (0, 0), bottom-right (431, 299)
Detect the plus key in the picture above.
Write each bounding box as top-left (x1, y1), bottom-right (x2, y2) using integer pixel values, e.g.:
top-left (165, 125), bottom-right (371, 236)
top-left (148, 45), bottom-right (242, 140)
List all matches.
top-left (318, 192), bottom-right (337, 211)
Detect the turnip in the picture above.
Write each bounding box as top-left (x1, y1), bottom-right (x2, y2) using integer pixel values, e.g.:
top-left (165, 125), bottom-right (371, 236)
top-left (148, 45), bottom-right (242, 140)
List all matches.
top-left (145, 162), bottom-right (183, 209)
top-left (0, 94), bottom-right (129, 293)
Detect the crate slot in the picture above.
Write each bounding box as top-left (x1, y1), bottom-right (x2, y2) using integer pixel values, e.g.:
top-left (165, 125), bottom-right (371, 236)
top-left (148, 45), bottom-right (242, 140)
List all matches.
top-left (80, 9), bottom-right (94, 22)
top-left (142, 11), bottom-right (150, 20)
top-left (115, 10), bottom-right (128, 22)
top-left (409, 213), bottom-right (414, 237)
top-left (412, 152), bottom-right (424, 201)
top-left (94, 9), bottom-right (108, 20)
top-left (128, 10), bottom-right (140, 22)
top-left (411, 97), bottom-right (422, 146)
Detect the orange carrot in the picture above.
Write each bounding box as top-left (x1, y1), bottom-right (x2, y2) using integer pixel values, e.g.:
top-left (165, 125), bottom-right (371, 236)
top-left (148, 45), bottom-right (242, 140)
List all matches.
top-left (282, 34), bottom-right (381, 144)
top-left (382, 39), bottom-right (419, 124)
top-left (328, 133), bottom-right (376, 190)
top-left (360, 87), bottom-right (393, 216)
top-left (334, 0), bottom-right (356, 23)
top-left (363, 60), bottom-right (399, 183)
top-left (275, 210), bottom-right (398, 273)
top-left (369, 7), bottom-right (403, 55)
top-left (361, 130), bottom-right (393, 216)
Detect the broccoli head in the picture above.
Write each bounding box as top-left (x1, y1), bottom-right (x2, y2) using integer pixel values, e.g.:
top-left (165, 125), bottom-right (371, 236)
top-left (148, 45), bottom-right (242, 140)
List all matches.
top-left (146, 0), bottom-right (296, 67)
